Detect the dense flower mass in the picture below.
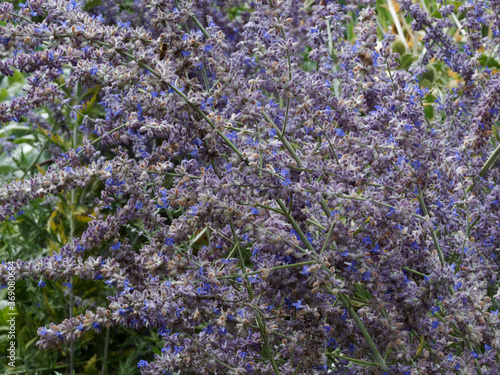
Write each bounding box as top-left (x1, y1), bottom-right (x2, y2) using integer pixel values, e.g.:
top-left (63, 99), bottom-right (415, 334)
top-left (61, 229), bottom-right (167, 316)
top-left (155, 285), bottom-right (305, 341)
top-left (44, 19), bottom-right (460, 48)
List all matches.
top-left (1, 0), bottom-right (500, 373)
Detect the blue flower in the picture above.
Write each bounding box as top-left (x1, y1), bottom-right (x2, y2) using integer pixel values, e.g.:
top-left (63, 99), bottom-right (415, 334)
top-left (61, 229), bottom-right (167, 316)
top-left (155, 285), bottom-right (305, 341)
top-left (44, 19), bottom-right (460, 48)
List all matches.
top-left (111, 242), bottom-right (121, 251)
top-left (137, 360), bottom-right (148, 368)
top-left (196, 283), bottom-right (211, 296)
top-left (174, 346), bottom-right (184, 354)
top-left (431, 320), bottom-right (439, 329)
top-left (290, 229), bottom-right (300, 241)
top-left (117, 21), bottom-right (131, 28)
top-left (122, 279), bottom-right (133, 293)
top-left (165, 238), bottom-right (175, 246)
top-left (136, 103), bottom-right (145, 121)
top-left (158, 327), bottom-right (171, 336)
top-left (269, 128), bottom-right (277, 138)
top-left (327, 338), bottom-right (338, 348)
top-left (90, 67), bottom-right (98, 75)
top-left (306, 232), bottom-right (313, 243)
top-left (175, 307), bottom-right (185, 318)
top-left (38, 280), bottom-right (46, 288)
top-left (292, 300), bottom-right (303, 309)
top-left (387, 133), bottom-right (399, 145)
top-left (34, 24), bottom-right (48, 33)
top-left (348, 261), bottom-right (357, 272)
top-left (188, 205), bottom-right (199, 216)
top-left (301, 266), bottom-right (311, 275)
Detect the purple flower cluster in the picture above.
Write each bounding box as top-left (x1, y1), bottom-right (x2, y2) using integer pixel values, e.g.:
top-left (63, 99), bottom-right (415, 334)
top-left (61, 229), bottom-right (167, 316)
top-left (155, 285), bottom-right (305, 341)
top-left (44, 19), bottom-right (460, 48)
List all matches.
top-left (1, 0), bottom-right (500, 373)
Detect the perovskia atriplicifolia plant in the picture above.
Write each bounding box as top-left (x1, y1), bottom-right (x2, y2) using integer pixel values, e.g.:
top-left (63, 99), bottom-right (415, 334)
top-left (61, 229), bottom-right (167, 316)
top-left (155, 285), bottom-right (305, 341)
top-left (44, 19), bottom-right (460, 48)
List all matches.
top-left (1, 0), bottom-right (500, 374)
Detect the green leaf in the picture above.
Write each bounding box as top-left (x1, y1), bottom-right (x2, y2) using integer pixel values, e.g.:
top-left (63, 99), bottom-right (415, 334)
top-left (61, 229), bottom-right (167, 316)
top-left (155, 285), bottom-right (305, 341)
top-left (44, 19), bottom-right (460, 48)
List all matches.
top-left (0, 152), bottom-right (17, 176)
top-left (397, 54), bottom-right (417, 70)
top-left (0, 123), bottom-right (31, 134)
top-left (424, 94), bottom-right (436, 103)
top-left (424, 105), bottom-right (434, 120)
top-left (226, 5), bottom-right (252, 20)
top-left (493, 122), bottom-right (500, 142)
top-left (79, 86), bottom-right (101, 118)
top-left (478, 54), bottom-right (500, 69)
top-left (11, 144), bottom-right (36, 168)
top-left (83, 0), bottom-right (102, 10)
top-left (83, 354), bottom-right (98, 374)
top-left (151, 346), bottom-right (162, 356)
top-left (8, 70), bottom-right (24, 85)
top-left (0, 88), bottom-right (8, 102)
top-left (430, 9), bottom-right (442, 19)
top-left (375, 0), bottom-right (393, 31)
top-left (13, 134), bottom-right (37, 144)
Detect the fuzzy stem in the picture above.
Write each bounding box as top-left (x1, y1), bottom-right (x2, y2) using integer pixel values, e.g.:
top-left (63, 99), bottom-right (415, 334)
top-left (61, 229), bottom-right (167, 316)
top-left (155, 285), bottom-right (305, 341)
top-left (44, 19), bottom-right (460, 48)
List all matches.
top-left (230, 223), bottom-right (281, 374)
top-left (416, 191), bottom-right (445, 267)
top-left (336, 291), bottom-right (389, 372)
top-left (218, 260), bottom-right (317, 279)
top-left (100, 325), bottom-right (110, 375)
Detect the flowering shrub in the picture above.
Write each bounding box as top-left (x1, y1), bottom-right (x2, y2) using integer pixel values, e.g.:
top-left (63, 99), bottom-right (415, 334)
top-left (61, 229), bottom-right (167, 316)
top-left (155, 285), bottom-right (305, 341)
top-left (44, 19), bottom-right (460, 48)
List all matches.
top-left (1, 0), bottom-right (500, 373)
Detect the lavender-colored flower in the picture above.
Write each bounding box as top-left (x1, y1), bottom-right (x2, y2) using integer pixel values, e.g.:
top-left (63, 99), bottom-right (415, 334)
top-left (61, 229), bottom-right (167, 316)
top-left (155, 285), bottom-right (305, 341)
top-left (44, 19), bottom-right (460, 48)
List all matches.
top-left (0, 0), bottom-right (498, 373)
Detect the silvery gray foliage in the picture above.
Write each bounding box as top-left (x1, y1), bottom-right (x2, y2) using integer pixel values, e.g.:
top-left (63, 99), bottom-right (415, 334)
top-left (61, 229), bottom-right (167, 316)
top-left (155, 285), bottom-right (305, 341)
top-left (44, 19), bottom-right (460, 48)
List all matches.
top-left (1, 0), bottom-right (500, 374)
